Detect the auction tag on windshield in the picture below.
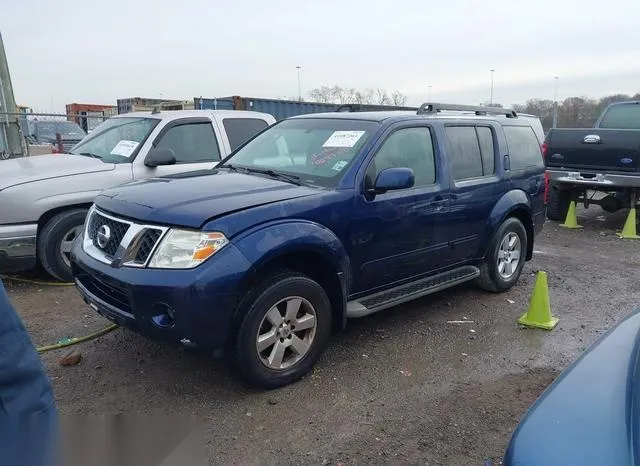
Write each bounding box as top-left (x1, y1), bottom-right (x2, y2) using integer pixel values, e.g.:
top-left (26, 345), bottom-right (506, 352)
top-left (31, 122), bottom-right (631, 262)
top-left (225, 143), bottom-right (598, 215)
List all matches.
top-left (323, 131), bottom-right (365, 148)
top-left (110, 140), bottom-right (139, 157)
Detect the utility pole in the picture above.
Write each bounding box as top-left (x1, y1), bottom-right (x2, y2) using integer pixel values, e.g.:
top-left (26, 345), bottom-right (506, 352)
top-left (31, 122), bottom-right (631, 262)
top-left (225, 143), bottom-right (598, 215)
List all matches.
top-left (0, 31), bottom-right (23, 158)
top-left (552, 76), bottom-right (559, 128)
top-left (296, 66), bottom-right (302, 102)
top-left (490, 69), bottom-right (495, 105)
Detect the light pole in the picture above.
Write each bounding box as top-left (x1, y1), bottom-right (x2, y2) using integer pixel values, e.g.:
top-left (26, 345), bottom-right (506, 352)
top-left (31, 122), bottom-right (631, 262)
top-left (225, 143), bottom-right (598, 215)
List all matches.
top-left (552, 76), bottom-right (559, 128)
top-left (490, 69), bottom-right (495, 105)
top-left (296, 66), bottom-right (302, 102)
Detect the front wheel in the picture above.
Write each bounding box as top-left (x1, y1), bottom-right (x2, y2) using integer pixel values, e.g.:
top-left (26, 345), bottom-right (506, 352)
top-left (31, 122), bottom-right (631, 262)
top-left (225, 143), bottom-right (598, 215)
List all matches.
top-left (231, 271), bottom-right (332, 389)
top-left (37, 209), bottom-right (88, 282)
top-left (475, 217), bottom-right (528, 293)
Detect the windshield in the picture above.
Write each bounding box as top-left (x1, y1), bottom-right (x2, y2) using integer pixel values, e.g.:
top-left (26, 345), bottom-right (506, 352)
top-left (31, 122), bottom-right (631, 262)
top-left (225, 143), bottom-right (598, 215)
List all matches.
top-left (70, 117), bottom-right (160, 163)
top-left (32, 121), bottom-right (86, 139)
top-left (222, 118), bottom-right (379, 187)
top-left (598, 104), bottom-right (640, 129)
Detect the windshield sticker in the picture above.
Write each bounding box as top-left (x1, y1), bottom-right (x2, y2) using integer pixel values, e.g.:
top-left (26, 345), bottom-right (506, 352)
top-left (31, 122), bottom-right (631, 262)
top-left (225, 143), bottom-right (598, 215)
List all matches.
top-left (110, 140), bottom-right (139, 157)
top-left (332, 160), bottom-right (348, 171)
top-left (310, 147), bottom-right (349, 166)
top-left (322, 131), bottom-right (365, 148)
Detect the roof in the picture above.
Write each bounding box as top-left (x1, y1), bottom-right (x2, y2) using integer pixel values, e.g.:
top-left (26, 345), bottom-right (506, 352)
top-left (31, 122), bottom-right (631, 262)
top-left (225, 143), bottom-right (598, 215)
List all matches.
top-left (110, 109), bottom-right (274, 120)
top-left (290, 110), bottom-right (540, 125)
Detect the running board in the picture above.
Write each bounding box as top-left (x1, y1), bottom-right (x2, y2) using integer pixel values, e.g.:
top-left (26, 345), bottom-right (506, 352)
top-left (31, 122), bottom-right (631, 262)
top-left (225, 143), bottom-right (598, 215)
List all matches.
top-left (346, 266), bottom-right (480, 318)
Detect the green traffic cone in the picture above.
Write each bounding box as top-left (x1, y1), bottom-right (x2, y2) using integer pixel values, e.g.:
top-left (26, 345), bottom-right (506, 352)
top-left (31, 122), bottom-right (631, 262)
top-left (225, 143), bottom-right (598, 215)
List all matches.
top-left (560, 201), bottom-right (582, 229)
top-left (616, 208), bottom-right (640, 239)
top-left (518, 271), bottom-right (558, 330)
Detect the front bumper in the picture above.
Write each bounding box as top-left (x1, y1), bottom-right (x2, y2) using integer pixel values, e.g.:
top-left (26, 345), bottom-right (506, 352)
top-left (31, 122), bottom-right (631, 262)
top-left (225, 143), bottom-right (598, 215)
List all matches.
top-left (0, 224), bottom-right (38, 273)
top-left (70, 236), bottom-right (253, 349)
top-left (547, 169), bottom-right (640, 189)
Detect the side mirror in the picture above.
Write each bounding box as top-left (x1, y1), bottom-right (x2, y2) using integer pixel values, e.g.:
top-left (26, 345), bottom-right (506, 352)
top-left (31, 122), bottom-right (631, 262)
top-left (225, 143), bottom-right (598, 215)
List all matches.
top-left (369, 167), bottom-right (415, 194)
top-left (144, 148), bottom-right (176, 167)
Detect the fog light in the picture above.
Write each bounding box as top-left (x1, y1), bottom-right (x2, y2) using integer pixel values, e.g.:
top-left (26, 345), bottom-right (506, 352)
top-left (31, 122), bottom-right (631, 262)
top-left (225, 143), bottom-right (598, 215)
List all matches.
top-left (151, 302), bottom-right (175, 328)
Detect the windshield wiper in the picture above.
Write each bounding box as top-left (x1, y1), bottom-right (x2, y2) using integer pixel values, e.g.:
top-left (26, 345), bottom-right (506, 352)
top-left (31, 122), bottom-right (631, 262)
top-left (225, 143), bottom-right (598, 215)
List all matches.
top-left (219, 164), bottom-right (302, 185)
top-left (243, 167), bottom-right (302, 185)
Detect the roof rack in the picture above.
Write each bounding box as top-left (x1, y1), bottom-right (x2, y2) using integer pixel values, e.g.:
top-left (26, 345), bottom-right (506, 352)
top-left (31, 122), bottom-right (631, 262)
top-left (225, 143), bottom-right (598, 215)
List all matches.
top-left (335, 103), bottom-right (419, 113)
top-left (417, 103), bottom-right (517, 118)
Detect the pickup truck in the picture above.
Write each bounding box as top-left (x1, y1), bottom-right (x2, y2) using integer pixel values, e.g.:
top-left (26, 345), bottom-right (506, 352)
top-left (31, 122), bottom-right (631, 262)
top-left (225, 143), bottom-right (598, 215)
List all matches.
top-left (544, 101), bottom-right (640, 220)
top-left (0, 109), bottom-right (276, 282)
top-left (69, 103), bottom-right (547, 388)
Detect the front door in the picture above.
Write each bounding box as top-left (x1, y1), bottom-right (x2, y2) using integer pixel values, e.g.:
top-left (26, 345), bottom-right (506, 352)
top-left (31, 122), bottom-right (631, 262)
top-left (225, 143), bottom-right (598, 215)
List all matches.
top-left (132, 118), bottom-right (222, 179)
top-left (349, 125), bottom-right (450, 294)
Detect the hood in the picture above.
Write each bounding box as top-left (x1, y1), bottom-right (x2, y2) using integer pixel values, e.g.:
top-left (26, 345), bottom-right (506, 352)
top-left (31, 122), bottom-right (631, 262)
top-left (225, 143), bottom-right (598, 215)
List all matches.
top-left (0, 154), bottom-right (115, 191)
top-left (95, 169), bottom-right (323, 228)
top-left (504, 308), bottom-right (640, 466)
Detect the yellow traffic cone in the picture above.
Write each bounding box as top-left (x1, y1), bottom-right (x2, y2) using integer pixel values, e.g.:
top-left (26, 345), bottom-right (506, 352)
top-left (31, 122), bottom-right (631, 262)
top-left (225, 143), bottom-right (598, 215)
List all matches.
top-left (517, 271), bottom-right (559, 330)
top-left (559, 201), bottom-right (582, 229)
top-left (616, 208), bottom-right (640, 239)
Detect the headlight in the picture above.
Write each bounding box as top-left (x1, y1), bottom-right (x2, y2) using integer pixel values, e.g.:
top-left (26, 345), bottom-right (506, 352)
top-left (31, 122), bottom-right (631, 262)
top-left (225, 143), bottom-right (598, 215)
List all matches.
top-left (147, 229), bottom-right (228, 269)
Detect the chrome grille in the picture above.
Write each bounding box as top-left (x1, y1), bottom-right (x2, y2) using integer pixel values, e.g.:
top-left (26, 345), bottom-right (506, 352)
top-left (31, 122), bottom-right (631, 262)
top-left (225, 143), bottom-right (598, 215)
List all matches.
top-left (87, 212), bottom-right (130, 257)
top-left (83, 206), bottom-right (168, 268)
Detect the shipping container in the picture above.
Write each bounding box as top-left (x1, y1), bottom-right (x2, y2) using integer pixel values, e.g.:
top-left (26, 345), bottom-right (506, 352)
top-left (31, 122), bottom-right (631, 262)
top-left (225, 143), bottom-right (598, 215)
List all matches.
top-left (117, 97), bottom-right (194, 114)
top-left (193, 96), bottom-right (418, 120)
top-left (65, 103), bottom-right (117, 132)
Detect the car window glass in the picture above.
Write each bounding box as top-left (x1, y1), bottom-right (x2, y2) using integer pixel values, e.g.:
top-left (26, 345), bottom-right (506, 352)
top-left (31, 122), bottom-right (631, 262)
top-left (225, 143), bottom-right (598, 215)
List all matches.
top-left (367, 127), bottom-right (436, 188)
top-left (446, 126), bottom-right (483, 180)
top-left (504, 126), bottom-right (543, 170)
top-left (223, 118), bottom-right (269, 151)
top-left (476, 126), bottom-right (495, 175)
top-left (155, 122), bottom-right (221, 163)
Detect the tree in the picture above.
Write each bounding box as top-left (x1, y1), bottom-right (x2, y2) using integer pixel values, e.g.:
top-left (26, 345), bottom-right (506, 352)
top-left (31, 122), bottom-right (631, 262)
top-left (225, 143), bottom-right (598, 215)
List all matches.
top-left (309, 85), bottom-right (407, 106)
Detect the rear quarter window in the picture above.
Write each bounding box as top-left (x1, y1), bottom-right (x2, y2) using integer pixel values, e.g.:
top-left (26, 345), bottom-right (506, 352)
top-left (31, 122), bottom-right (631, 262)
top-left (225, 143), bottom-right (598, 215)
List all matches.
top-left (503, 126), bottom-right (544, 171)
top-left (223, 118), bottom-right (270, 151)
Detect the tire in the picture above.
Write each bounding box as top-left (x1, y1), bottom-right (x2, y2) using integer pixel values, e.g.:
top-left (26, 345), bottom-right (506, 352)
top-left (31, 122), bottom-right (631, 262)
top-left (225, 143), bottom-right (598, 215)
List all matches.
top-left (546, 185), bottom-right (571, 221)
top-left (37, 209), bottom-right (88, 282)
top-left (475, 217), bottom-right (528, 293)
top-left (231, 271), bottom-right (332, 389)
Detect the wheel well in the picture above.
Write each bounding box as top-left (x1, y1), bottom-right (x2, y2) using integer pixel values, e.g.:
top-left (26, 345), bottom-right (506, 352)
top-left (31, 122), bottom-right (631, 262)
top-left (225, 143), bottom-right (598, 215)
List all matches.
top-left (234, 251), bottom-right (346, 334)
top-left (508, 208), bottom-right (534, 261)
top-left (37, 204), bottom-right (92, 232)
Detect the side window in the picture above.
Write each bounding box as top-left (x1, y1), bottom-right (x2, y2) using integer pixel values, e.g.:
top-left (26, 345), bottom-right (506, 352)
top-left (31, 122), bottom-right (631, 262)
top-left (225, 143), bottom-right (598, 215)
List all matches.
top-left (504, 126), bottom-right (544, 170)
top-left (223, 118), bottom-right (269, 151)
top-left (446, 126), bottom-right (483, 180)
top-left (476, 126), bottom-right (495, 175)
top-left (366, 127), bottom-right (436, 189)
top-left (155, 122), bottom-right (221, 163)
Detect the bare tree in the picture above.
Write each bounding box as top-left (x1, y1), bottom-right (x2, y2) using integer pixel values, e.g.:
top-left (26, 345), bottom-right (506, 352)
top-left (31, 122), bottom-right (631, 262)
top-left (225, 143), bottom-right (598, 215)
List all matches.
top-left (309, 85), bottom-right (407, 106)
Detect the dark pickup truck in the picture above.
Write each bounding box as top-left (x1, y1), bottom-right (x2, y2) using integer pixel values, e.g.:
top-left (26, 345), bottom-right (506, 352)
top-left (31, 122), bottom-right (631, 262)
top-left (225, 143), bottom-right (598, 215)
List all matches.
top-left (544, 101), bottom-right (640, 220)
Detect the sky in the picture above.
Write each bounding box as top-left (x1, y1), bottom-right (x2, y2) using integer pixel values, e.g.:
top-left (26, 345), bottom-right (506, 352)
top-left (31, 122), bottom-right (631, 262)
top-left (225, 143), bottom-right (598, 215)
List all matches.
top-left (2, 0), bottom-right (640, 113)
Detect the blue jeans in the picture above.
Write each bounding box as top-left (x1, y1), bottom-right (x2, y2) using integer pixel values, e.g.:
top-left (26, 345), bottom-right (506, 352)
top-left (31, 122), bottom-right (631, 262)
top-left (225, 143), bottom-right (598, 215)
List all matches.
top-left (0, 279), bottom-right (58, 466)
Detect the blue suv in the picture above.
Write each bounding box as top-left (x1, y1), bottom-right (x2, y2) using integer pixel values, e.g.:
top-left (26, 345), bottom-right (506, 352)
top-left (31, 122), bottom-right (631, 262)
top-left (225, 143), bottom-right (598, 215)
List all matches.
top-left (70, 103), bottom-right (546, 388)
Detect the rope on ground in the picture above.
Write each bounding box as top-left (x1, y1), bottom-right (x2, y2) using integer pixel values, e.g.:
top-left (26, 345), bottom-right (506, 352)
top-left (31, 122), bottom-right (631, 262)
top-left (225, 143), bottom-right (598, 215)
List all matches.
top-left (36, 324), bottom-right (119, 353)
top-left (0, 274), bottom-right (75, 286)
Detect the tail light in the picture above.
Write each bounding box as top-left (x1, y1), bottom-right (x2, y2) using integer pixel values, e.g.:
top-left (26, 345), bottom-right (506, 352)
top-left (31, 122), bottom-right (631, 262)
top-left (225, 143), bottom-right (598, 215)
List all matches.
top-left (541, 143), bottom-right (549, 204)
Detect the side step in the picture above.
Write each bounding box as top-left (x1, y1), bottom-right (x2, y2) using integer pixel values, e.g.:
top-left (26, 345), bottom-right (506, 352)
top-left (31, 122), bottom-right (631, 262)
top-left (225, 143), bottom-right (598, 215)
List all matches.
top-left (346, 265), bottom-right (480, 318)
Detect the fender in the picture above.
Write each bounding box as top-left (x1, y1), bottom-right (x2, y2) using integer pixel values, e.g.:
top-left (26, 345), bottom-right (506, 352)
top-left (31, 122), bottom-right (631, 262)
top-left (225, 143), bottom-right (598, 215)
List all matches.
top-left (479, 189), bottom-right (532, 258)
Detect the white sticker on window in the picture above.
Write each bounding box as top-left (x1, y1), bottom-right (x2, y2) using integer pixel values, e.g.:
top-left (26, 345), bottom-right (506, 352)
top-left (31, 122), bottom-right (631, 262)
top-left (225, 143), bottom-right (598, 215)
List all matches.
top-left (110, 140), bottom-right (139, 157)
top-left (332, 160), bottom-right (348, 171)
top-left (322, 131), bottom-right (365, 148)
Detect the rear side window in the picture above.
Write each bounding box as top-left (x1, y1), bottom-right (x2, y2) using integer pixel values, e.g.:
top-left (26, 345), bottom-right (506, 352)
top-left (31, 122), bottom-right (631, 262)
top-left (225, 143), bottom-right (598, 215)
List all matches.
top-left (598, 104), bottom-right (640, 129)
top-left (446, 126), bottom-right (496, 180)
top-left (504, 126), bottom-right (544, 170)
top-left (223, 118), bottom-right (269, 151)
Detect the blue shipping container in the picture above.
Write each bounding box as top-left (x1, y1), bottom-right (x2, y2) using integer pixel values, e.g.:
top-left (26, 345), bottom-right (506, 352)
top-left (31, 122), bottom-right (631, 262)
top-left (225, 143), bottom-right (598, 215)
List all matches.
top-left (193, 96), bottom-right (418, 120)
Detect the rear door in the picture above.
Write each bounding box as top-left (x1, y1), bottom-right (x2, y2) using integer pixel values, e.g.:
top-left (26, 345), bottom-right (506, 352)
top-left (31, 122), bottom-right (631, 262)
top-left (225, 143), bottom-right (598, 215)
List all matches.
top-left (220, 117), bottom-right (271, 152)
top-left (444, 122), bottom-right (508, 264)
top-left (132, 117), bottom-right (223, 179)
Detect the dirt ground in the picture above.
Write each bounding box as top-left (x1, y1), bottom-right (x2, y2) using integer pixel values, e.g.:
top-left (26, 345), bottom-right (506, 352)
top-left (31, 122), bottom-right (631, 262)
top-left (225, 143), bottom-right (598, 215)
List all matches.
top-left (5, 205), bottom-right (640, 465)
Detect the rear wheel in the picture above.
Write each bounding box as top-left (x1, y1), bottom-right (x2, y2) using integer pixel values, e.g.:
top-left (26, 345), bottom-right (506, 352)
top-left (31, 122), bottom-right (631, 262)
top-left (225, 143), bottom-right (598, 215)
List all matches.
top-left (231, 271), bottom-right (332, 389)
top-left (546, 184), bottom-right (571, 221)
top-left (475, 217), bottom-right (528, 293)
top-left (37, 209), bottom-right (88, 282)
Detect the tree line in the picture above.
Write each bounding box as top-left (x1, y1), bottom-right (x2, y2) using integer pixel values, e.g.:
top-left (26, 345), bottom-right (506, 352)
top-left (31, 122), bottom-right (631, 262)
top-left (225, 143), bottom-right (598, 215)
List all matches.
top-left (308, 86), bottom-right (639, 132)
top-left (512, 93), bottom-right (640, 132)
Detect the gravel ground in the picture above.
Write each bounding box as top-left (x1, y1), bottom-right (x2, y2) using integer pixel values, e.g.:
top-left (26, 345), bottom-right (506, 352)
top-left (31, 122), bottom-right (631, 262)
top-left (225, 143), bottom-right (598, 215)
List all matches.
top-left (5, 206), bottom-right (640, 465)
